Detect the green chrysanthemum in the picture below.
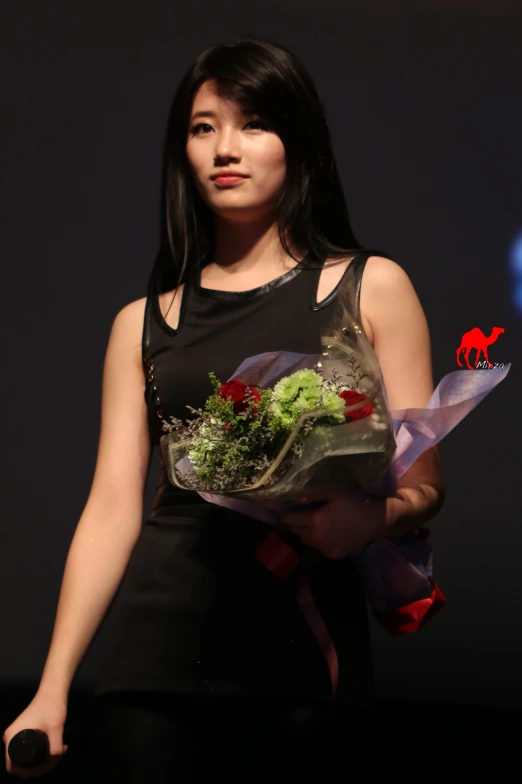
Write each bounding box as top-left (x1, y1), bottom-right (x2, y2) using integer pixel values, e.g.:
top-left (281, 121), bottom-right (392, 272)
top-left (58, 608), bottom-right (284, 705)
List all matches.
top-left (272, 375), bottom-right (301, 403)
top-left (272, 368), bottom-right (322, 404)
top-left (320, 390), bottom-right (346, 422)
top-left (271, 410), bottom-right (297, 430)
top-left (291, 369), bottom-right (323, 388)
top-left (321, 390), bottom-right (346, 412)
top-left (294, 387), bottom-right (322, 411)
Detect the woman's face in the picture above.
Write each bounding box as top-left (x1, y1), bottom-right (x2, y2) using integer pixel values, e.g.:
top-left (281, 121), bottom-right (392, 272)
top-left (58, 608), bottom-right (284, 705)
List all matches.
top-left (185, 79), bottom-right (286, 222)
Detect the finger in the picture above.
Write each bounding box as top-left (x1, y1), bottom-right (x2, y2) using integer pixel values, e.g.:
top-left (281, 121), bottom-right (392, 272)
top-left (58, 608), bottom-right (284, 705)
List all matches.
top-left (10, 761), bottom-right (56, 779)
top-left (14, 747), bottom-right (64, 778)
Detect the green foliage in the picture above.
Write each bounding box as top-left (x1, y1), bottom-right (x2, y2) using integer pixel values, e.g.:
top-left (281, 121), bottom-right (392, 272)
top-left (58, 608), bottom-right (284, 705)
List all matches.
top-left (171, 365), bottom-right (357, 492)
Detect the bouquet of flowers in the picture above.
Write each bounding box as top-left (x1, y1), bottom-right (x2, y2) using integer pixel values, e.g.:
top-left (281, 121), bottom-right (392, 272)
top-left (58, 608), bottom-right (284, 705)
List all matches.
top-left (160, 357), bottom-right (396, 503)
top-left (159, 268), bottom-right (511, 694)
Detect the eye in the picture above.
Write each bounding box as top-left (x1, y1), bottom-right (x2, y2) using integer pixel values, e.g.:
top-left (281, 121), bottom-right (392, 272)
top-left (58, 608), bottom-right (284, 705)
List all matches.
top-left (245, 119), bottom-right (269, 130)
top-left (189, 122), bottom-right (212, 136)
top-left (189, 119), bottom-right (270, 136)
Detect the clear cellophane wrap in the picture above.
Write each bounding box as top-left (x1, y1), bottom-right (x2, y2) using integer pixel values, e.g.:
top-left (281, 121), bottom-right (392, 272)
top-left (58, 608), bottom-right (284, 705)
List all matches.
top-left (160, 264), bottom-right (511, 628)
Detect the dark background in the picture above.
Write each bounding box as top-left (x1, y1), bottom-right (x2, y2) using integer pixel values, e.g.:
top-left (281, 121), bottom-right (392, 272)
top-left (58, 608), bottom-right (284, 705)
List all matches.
top-left (1, 0), bottom-right (521, 726)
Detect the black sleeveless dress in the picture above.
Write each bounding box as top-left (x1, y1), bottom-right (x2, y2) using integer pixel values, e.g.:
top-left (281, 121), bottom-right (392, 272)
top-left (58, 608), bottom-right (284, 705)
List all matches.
top-left (93, 251), bottom-right (376, 707)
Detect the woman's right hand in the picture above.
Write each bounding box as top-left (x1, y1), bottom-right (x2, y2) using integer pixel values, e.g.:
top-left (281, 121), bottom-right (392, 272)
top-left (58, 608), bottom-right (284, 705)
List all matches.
top-left (2, 689), bottom-right (69, 779)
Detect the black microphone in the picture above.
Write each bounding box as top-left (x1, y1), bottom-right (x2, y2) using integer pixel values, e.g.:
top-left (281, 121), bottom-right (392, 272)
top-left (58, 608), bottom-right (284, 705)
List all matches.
top-left (7, 729), bottom-right (50, 768)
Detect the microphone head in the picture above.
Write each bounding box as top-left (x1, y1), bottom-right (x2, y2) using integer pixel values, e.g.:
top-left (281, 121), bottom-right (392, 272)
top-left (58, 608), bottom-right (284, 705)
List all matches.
top-left (8, 728), bottom-right (50, 767)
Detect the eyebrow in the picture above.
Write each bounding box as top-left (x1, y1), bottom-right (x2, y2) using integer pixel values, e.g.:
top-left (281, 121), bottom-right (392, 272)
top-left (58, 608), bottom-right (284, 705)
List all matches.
top-left (189, 110), bottom-right (217, 122)
top-left (189, 108), bottom-right (258, 123)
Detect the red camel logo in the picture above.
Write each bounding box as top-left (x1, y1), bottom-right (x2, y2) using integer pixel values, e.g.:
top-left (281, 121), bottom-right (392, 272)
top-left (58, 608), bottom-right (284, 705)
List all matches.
top-left (456, 326), bottom-right (505, 370)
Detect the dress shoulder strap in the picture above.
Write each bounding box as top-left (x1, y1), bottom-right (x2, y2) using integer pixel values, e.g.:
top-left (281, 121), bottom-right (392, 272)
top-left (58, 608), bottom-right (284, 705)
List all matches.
top-left (350, 252), bottom-right (370, 323)
top-left (141, 292), bottom-right (167, 447)
top-left (350, 249), bottom-right (394, 321)
top-left (142, 292), bottom-right (155, 365)
top-left (310, 250), bottom-right (371, 315)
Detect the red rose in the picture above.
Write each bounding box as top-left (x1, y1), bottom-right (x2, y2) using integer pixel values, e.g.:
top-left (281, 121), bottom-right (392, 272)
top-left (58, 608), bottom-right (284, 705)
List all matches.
top-left (218, 379), bottom-right (262, 415)
top-left (338, 389), bottom-right (373, 422)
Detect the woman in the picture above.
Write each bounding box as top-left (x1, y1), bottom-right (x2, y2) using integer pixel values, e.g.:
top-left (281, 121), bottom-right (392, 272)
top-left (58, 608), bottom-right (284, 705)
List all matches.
top-left (3, 36), bottom-right (444, 780)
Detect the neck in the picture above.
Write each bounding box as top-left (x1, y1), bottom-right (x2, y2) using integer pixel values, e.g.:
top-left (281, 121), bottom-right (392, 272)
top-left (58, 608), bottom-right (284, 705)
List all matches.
top-left (210, 214), bottom-right (303, 274)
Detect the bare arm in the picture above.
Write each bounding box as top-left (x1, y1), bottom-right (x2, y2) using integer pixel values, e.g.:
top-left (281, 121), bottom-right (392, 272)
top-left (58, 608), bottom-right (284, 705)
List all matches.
top-left (37, 297), bottom-right (151, 700)
top-left (364, 256), bottom-right (445, 536)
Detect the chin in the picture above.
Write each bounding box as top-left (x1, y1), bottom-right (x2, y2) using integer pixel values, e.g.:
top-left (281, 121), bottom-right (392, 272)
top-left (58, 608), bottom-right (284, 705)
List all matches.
top-left (211, 202), bottom-right (269, 220)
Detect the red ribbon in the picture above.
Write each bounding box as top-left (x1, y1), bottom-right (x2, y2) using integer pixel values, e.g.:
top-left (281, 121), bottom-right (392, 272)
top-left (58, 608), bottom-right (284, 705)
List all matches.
top-left (254, 530), bottom-right (340, 698)
top-left (296, 573), bottom-right (339, 697)
top-left (255, 530), bottom-right (448, 695)
top-left (254, 530), bottom-right (301, 579)
top-left (372, 577), bottom-right (447, 635)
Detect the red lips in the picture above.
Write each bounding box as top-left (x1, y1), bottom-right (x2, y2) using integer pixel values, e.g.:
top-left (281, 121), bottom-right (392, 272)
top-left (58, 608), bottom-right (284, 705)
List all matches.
top-left (211, 170), bottom-right (248, 180)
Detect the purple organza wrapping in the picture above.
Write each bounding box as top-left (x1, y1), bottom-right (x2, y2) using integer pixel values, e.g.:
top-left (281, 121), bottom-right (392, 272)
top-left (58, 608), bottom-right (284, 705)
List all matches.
top-left (197, 358), bottom-right (511, 614)
top-left (160, 259), bottom-right (511, 617)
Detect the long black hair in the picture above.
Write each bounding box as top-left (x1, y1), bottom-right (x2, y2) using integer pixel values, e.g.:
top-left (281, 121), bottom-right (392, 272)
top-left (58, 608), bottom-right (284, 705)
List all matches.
top-left (147, 35), bottom-right (387, 298)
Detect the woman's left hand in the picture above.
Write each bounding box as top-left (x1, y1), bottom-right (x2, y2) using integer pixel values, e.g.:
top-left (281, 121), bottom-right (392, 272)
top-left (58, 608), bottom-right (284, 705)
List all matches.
top-left (277, 487), bottom-right (387, 560)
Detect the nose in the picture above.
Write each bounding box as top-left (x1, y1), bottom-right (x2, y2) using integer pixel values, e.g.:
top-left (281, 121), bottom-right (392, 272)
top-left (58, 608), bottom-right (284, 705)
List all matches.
top-left (214, 127), bottom-right (242, 162)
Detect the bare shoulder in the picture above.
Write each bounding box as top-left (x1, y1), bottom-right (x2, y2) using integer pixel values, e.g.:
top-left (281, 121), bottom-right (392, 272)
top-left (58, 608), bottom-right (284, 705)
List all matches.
top-left (359, 256), bottom-right (416, 347)
top-left (360, 255), bottom-right (421, 321)
top-left (362, 255), bottom-right (410, 291)
top-left (110, 296), bottom-right (148, 356)
top-left (117, 295), bottom-right (148, 324)
top-left (321, 254), bottom-right (405, 348)
top-left (356, 255), bottom-right (437, 415)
